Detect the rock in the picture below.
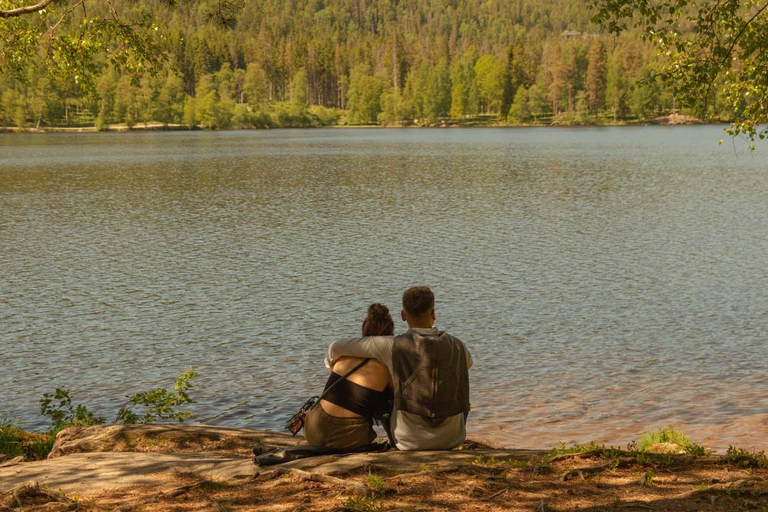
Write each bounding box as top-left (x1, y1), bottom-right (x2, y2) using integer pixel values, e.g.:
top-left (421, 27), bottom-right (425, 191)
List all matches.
top-left (647, 442), bottom-right (686, 454)
top-left (0, 452), bottom-right (255, 495)
top-left (48, 424), bottom-right (302, 459)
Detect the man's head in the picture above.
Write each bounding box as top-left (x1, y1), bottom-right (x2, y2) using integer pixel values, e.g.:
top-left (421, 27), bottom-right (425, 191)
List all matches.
top-left (401, 286), bottom-right (436, 328)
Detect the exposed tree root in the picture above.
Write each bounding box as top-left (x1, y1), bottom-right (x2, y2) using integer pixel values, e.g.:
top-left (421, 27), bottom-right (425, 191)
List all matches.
top-left (160, 481), bottom-right (204, 498)
top-left (386, 466), bottom-right (460, 481)
top-left (275, 467), bottom-right (370, 496)
top-left (4, 482), bottom-right (80, 511)
top-left (560, 457), bottom-right (634, 481)
top-left (547, 449), bottom-right (607, 463)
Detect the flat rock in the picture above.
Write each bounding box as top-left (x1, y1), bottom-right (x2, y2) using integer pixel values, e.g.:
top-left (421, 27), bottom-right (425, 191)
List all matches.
top-left (2, 424), bottom-right (548, 498)
top-left (0, 452), bottom-right (255, 494)
top-left (49, 424), bottom-right (301, 458)
top-left (269, 448), bottom-right (547, 476)
top-left (647, 442), bottom-right (686, 454)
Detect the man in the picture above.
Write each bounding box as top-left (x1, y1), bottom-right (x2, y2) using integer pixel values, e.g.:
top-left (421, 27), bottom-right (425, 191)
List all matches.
top-left (326, 286), bottom-right (472, 450)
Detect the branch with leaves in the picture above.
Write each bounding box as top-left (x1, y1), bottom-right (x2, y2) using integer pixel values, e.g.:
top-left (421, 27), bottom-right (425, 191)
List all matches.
top-left (590, 0), bottom-right (768, 148)
top-left (0, 0), bottom-right (57, 18)
top-left (0, 0), bottom-right (242, 95)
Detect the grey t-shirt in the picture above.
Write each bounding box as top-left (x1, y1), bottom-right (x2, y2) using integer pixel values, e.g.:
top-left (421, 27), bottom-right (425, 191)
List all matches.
top-left (326, 327), bottom-right (473, 450)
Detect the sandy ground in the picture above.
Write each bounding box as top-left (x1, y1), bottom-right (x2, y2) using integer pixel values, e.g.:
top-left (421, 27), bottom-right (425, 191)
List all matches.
top-left (1, 425), bottom-right (767, 511)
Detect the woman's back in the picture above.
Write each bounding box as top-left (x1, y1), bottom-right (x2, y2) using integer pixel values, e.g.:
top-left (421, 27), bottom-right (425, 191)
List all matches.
top-left (320, 357), bottom-right (391, 418)
top-left (303, 303), bottom-right (394, 450)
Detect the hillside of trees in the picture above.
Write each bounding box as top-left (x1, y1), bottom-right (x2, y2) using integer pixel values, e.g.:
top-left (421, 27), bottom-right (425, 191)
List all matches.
top-left (0, 0), bottom-right (737, 130)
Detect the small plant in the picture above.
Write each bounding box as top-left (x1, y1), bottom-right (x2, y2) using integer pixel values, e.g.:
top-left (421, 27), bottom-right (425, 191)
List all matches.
top-left (639, 470), bottom-right (655, 487)
top-left (725, 446), bottom-right (768, 469)
top-left (343, 495), bottom-right (381, 512)
top-left (40, 389), bottom-right (105, 430)
top-left (367, 474), bottom-right (385, 492)
top-left (115, 367), bottom-right (197, 424)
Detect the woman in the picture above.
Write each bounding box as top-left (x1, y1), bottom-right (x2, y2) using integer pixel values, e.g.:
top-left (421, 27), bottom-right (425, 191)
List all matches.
top-left (303, 303), bottom-right (394, 450)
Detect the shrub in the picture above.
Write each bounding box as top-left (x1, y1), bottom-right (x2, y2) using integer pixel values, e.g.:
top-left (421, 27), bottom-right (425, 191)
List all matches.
top-left (634, 426), bottom-right (709, 455)
top-left (115, 366), bottom-right (197, 424)
top-left (40, 389), bottom-right (105, 431)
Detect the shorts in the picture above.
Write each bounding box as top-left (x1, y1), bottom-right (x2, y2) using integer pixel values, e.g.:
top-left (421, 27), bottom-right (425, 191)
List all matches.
top-left (304, 405), bottom-right (376, 451)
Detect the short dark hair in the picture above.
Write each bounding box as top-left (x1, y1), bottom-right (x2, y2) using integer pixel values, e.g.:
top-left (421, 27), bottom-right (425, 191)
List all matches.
top-left (402, 286), bottom-right (435, 317)
top-left (363, 303), bottom-right (394, 336)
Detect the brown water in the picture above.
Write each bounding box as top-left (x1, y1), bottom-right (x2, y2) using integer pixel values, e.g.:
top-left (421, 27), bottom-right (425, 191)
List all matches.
top-left (1, 127), bottom-right (767, 452)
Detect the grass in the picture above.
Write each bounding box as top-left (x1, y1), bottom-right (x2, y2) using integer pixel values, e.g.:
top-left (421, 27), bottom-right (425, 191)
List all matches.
top-left (0, 418), bottom-right (24, 458)
top-left (725, 446), bottom-right (768, 468)
top-left (343, 495), bottom-right (382, 512)
top-left (0, 416), bottom-right (59, 461)
top-left (633, 426), bottom-right (710, 456)
top-left (547, 441), bottom-right (605, 458)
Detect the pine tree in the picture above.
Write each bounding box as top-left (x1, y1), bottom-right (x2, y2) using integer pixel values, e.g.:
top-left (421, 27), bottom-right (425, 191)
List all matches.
top-left (586, 40), bottom-right (607, 116)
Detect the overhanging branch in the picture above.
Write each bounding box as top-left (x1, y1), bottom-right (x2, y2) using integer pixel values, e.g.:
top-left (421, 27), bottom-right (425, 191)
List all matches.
top-left (0, 0), bottom-right (57, 18)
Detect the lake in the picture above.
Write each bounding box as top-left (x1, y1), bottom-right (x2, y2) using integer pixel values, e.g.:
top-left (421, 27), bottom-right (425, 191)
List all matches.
top-left (1, 126), bottom-right (767, 452)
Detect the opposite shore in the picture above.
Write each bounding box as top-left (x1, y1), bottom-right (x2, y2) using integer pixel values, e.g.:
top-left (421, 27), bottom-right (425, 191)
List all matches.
top-left (0, 113), bottom-right (713, 134)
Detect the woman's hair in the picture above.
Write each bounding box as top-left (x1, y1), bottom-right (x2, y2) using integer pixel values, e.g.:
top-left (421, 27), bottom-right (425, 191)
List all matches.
top-left (362, 303), bottom-right (395, 336)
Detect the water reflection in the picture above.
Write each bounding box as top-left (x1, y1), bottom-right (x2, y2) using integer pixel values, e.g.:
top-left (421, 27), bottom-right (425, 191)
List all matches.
top-left (1, 127), bottom-right (767, 451)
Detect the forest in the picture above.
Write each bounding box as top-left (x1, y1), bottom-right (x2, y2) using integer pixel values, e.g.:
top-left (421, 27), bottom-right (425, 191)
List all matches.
top-left (0, 0), bottom-right (737, 130)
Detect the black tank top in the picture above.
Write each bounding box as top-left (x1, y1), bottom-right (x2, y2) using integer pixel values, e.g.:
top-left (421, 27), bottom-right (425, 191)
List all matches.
top-left (322, 372), bottom-right (393, 419)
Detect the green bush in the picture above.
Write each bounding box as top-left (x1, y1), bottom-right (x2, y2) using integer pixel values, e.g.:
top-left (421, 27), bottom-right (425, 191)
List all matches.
top-left (40, 389), bottom-right (105, 431)
top-left (115, 366), bottom-right (197, 424)
top-left (308, 105), bottom-right (340, 126)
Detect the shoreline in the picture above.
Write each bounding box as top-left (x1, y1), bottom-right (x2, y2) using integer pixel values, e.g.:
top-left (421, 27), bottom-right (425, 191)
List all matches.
top-left (2, 424), bottom-right (767, 511)
top-left (0, 114), bottom-right (724, 134)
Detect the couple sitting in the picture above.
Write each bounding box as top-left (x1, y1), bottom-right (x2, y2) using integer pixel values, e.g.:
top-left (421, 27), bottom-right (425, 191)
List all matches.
top-left (305, 286), bottom-right (473, 451)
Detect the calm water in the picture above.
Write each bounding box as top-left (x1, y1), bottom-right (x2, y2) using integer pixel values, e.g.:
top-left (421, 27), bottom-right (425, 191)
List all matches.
top-left (2, 127), bottom-right (767, 452)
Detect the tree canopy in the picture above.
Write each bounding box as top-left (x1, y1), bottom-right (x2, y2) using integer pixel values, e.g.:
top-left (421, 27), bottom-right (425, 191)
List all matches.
top-left (0, 0), bottom-right (754, 133)
top-left (591, 0), bottom-right (768, 147)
